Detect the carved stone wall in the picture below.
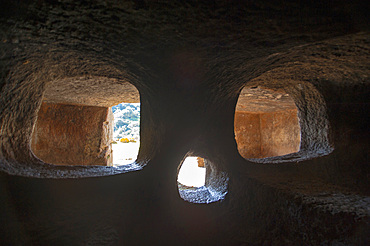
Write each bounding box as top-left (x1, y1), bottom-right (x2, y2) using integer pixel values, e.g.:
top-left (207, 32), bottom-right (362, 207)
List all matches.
top-left (31, 102), bottom-right (113, 166)
top-left (235, 109), bottom-right (300, 159)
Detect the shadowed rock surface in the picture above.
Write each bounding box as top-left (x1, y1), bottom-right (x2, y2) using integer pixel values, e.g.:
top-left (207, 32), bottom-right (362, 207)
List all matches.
top-left (0, 0), bottom-right (369, 245)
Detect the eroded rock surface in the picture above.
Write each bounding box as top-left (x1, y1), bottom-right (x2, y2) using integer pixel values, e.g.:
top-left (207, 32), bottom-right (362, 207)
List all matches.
top-left (235, 109), bottom-right (300, 158)
top-left (0, 0), bottom-right (369, 245)
top-left (31, 102), bottom-right (113, 166)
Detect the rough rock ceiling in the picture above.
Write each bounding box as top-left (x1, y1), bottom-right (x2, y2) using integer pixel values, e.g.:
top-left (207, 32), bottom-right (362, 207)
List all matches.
top-left (43, 76), bottom-right (140, 107)
top-left (1, 0), bottom-right (367, 109)
top-left (236, 87), bottom-right (296, 113)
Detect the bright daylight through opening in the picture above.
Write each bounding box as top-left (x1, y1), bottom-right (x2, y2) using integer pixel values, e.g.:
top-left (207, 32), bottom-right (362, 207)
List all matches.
top-left (111, 103), bottom-right (140, 166)
top-left (177, 156), bottom-right (206, 187)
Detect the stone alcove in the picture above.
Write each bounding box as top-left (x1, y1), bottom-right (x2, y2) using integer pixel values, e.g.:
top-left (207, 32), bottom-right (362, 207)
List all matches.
top-left (31, 76), bottom-right (141, 167)
top-left (235, 81), bottom-right (333, 163)
top-left (235, 86), bottom-right (301, 159)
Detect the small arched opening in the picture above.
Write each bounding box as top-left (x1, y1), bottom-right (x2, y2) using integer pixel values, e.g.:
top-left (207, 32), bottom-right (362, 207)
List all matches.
top-left (177, 155), bottom-right (228, 204)
top-left (177, 156), bottom-right (206, 188)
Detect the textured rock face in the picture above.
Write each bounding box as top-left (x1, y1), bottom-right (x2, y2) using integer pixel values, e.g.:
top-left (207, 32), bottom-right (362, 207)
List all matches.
top-left (31, 102), bottom-right (113, 166)
top-left (235, 109), bottom-right (300, 159)
top-left (234, 87), bottom-right (300, 158)
top-left (236, 87), bottom-right (297, 113)
top-left (259, 109), bottom-right (300, 157)
top-left (0, 0), bottom-right (369, 245)
top-left (43, 77), bottom-right (140, 107)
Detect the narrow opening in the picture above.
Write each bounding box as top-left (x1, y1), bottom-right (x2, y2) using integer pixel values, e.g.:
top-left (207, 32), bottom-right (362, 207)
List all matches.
top-left (235, 86), bottom-right (301, 159)
top-left (112, 103), bottom-right (141, 166)
top-left (177, 156), bottom-right (206, 188)
top-left (177, 156), bottom-right (228, 204)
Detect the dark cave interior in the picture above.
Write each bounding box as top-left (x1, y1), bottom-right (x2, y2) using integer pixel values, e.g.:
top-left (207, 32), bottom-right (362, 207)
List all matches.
top-left (0, 0), bottom-right (369, 245)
